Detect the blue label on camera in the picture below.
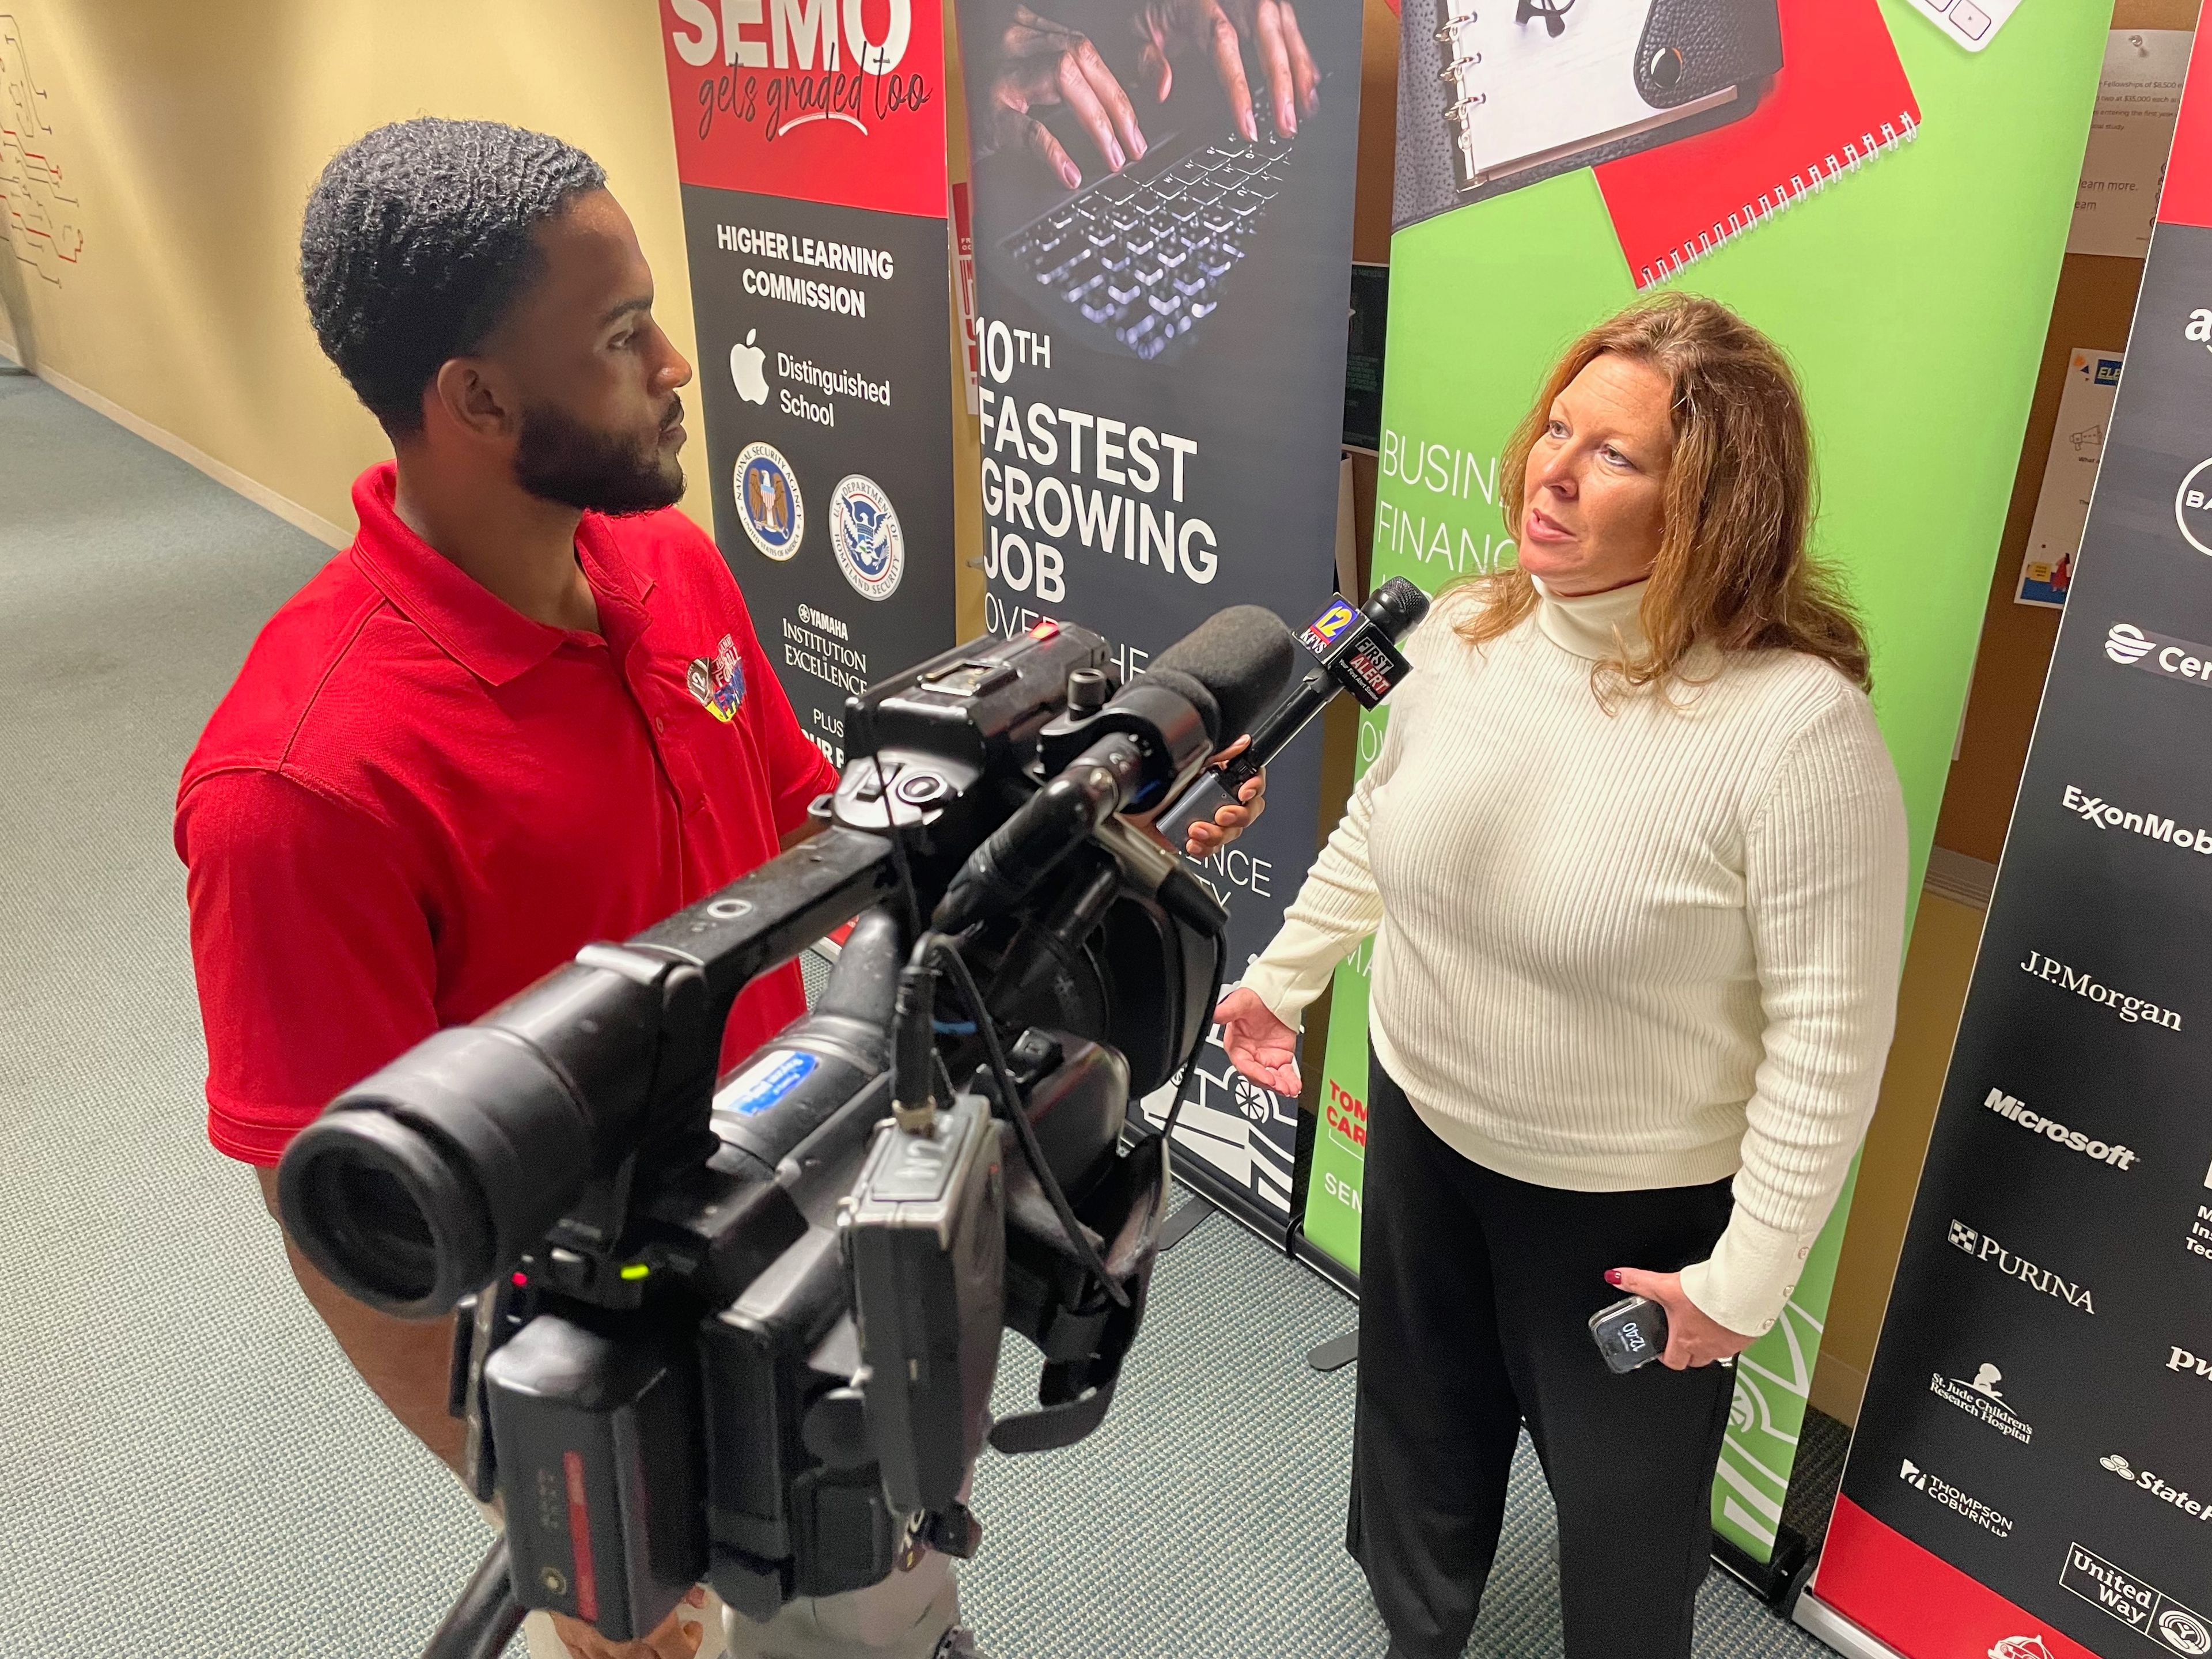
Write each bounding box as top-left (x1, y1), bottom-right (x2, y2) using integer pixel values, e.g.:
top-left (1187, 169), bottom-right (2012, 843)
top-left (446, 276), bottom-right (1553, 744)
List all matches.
top-left (719, 1050), bottom-right (817, 1118)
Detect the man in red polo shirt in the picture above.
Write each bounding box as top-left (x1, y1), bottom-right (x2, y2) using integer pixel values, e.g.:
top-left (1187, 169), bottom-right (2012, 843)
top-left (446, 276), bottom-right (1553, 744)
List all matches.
top-left (181, 118), bottom-right (1259, 1659)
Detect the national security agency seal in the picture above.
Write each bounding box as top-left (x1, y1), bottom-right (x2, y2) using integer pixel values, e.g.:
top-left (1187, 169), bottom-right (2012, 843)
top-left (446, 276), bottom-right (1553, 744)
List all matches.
top-left (829, 474), bottom-right (903, 602)
top-left (734, 442), bottom-right (804, 561)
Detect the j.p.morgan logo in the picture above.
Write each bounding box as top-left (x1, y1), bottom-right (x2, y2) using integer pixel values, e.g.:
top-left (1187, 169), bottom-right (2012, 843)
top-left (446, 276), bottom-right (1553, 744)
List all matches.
top-left (1949, 1221), bottom-right (2097, 1314)
top-left (1983, 1086), bottom-right (2138, 1171)
top-left (1897, 1456), bottom-right (2014, 1536)
top-left (2063, 784), bottom-right (2212, 857)
top-left (2100, 1452), bottom-right (2212, 1523)
top-left (1931, 1361), bottom-right (2033, 1445)
top-left (2064, 1540), bottom-right (2212, 1652)
top-left (2020, 950), bottom-right (2182, 1031)
top-left (2105, 622), bottom-right (2212, 685)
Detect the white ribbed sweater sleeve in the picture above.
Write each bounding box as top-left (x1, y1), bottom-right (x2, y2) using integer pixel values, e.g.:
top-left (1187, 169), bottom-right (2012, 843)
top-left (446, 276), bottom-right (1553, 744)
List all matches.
top-left (1237, 704), bottom-right (1397, 1029)
top-left (1679, 692), bottom-right (1908, 1335)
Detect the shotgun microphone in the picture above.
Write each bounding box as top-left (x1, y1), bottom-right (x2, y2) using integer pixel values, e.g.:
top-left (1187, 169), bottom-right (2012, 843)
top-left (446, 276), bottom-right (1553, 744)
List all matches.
top-left (1156, 577), bottom-right (1431, 846)
top-left (932, 607), bottom-right (1298, 931)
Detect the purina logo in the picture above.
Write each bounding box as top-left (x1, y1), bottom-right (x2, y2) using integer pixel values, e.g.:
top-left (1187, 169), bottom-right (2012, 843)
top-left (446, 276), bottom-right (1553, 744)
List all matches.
top-left (1948, 1220), bottom-right (2097, 1313)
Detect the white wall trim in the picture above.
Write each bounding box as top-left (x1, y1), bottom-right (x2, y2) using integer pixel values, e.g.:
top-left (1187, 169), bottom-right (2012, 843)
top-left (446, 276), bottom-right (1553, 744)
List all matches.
top-left (34, 365), bottom-right (351, 550)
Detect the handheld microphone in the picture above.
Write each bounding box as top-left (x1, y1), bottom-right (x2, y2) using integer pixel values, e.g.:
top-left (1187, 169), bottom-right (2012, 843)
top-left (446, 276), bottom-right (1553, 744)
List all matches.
top-left (1156, 578), bottom-right (1431, 847)
top-left (933, 607), bottom-right (1297, 931)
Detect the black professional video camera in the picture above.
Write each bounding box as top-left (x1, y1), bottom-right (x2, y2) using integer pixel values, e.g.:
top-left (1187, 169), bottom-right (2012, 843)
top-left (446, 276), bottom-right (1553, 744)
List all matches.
top-left (274, 608), bottom-right (1297, 1658)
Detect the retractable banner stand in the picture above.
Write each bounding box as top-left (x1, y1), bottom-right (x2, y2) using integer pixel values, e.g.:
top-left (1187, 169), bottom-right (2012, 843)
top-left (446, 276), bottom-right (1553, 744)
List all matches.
top-left (658, 0), bottom-right (957, 770)
top-left (1306, 0), bottom-right (2105, 1586)
top-left (952, 0), bottom-right (1364, 1238)
top-left (1812, 36), bottom-right (2212, 1658)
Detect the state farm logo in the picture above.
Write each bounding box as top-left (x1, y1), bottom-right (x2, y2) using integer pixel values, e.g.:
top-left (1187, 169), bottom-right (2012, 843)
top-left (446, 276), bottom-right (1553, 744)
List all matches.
top-left (1948, 1220), bottom-right (2097, 1313)
top-left (1898, 1456), bottom-right (2014, 1536)
top-left (1983, 1085), bottom-right (2138, 1171)
top-left (2101, 1452), bottom-right (2212, 1523)
top-left (2179, 460), bottom-right (2212, 556)
top-left (1931, 1361), bottom-right (2033, 1445)
top-left (2105, 622), bottom-right (2212, 685)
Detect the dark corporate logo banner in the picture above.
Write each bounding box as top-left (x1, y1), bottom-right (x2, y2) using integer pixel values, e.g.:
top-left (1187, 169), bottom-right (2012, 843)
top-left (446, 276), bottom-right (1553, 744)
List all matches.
top-left (1815, 35), bottom-right (2212, 1659)
top-left (660, 0), bottom-right (956, 768)
top-left (953, 0), bottom-right (1362, 1236)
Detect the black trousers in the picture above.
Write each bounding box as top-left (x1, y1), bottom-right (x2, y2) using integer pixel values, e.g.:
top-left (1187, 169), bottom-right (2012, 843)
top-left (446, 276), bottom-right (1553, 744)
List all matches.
top-left (1348, 1060), bottom-right (1737, 1659)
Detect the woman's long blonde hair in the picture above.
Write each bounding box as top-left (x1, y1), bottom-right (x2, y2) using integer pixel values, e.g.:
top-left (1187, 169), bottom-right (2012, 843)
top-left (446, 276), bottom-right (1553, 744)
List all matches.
top-left (1452, 293), bottom-right (1870, 692)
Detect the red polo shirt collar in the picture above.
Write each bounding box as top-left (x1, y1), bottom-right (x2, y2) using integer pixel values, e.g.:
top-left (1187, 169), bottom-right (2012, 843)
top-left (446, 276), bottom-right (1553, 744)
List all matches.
top-left (344, 461), bottom-right (660, 687)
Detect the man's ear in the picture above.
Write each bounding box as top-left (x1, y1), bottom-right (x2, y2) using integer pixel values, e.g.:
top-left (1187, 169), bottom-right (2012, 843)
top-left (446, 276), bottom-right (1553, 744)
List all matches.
top-left (427, 356), bottom-right (518, 444)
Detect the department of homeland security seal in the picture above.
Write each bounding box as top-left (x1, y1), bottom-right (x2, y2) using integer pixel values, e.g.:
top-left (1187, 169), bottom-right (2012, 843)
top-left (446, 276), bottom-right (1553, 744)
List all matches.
top-left (733, 442), bottom-right (804, 560)
top-left (828, 474), bottom-right (903, 601)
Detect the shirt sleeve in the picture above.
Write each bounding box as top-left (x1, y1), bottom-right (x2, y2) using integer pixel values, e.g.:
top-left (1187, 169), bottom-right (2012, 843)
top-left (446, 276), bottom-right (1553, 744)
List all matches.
top-left (1678, 689), bottom-right (1909, 1338)
top-left (176, 769), bottom-right (439, 1166)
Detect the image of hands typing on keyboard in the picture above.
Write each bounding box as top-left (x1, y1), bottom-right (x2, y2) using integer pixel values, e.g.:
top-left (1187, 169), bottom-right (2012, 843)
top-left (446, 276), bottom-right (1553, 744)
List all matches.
top-left (965, 0), bottom-right (1348, 363)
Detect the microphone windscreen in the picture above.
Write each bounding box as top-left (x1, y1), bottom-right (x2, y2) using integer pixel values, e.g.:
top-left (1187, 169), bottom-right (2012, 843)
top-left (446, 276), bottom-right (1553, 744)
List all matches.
top-left (1147, 605), bottom-right (1299, 744)
top-left (1366, 576), bottom-right (1431, 639)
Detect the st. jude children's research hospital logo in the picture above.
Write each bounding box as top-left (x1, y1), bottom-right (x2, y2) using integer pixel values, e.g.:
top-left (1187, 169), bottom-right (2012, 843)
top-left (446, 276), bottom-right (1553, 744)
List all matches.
top-left (688, 634), bottom-right (747, 723)
top-left (735, 441), bottom-right (804, 560)
top-left (830, 474), bottom-right (903, 601)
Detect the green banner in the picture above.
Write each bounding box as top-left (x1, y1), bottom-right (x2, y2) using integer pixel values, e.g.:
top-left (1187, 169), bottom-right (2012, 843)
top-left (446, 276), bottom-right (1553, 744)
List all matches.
top-left (1304, 0), bottom-right (2106, 1566)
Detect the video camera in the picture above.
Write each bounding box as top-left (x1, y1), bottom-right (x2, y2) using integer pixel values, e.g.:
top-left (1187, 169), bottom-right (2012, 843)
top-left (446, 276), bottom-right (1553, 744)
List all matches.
top-left (273, 607), bottom-right (1299, 1657)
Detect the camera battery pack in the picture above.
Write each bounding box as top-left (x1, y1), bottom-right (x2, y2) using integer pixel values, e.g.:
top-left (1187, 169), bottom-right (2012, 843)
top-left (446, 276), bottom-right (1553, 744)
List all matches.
top-left (844, 1092), bottom-right (1005, 1517)
top-left (483, 1314), bottom-right (706, 1639)
top-left (1588, 1294), bottom-right (1669, 1374)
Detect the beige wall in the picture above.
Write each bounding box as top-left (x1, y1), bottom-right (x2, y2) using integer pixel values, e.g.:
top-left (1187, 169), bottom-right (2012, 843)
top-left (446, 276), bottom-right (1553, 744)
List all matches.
top-left (1, 0), bottom-right (715, 542)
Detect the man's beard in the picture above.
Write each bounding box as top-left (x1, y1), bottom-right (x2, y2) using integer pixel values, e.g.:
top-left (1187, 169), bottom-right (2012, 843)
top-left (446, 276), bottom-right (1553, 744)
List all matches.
top-left (513, 397), bottom-right (685, 516)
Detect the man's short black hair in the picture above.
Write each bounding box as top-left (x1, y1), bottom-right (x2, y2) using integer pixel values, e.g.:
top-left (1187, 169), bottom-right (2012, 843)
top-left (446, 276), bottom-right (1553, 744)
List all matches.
top-left (301, 118), bottom-right (607, 433)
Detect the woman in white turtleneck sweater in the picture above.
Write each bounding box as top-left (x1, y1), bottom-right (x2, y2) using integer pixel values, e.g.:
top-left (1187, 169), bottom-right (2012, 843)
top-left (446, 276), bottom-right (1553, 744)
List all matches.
top-left (1211, 296), bottom-right (1907, 1658)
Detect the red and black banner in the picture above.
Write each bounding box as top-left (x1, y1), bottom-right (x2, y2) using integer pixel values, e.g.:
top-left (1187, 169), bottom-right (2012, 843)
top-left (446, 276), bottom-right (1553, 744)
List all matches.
top-left (659, 0), bottom-right (957, 768)
top-left (1812, 30), bottom-right (2212, 1658)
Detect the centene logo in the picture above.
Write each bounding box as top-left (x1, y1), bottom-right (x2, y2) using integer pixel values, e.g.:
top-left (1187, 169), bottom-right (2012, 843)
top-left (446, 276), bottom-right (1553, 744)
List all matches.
top-left (2107, 622), bottom-right (2212, 684)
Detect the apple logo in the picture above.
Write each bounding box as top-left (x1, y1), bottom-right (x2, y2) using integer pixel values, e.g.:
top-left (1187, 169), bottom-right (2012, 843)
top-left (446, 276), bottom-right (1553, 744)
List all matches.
top-left (730, 329), bottom-right (769, 406)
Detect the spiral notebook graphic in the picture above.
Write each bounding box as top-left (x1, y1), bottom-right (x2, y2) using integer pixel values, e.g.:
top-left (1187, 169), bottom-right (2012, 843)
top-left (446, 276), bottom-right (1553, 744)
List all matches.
top-left (1434, 0), bottom-right (1782, 192)
top-left (1593, 0), bottom-right (1921, 287)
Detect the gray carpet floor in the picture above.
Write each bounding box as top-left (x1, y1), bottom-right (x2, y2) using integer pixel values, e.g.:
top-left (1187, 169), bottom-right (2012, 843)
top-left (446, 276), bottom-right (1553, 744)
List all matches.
top-left (0, 366), bottom-right (1835, 1658)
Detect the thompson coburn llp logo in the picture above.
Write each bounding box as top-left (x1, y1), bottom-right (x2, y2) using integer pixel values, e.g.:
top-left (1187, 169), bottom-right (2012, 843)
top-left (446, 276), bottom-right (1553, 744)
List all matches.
top-left (1897, 1456), bottom-right (2014, 1536)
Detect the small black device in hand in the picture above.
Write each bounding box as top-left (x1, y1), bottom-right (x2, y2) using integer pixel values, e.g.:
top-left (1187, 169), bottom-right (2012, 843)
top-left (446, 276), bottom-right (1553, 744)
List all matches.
top-left (1589, 1294), bottom-right (1668, 1373)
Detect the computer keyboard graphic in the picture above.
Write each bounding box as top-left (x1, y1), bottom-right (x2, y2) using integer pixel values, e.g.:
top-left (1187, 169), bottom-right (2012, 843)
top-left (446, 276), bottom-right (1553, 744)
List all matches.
top-left (1003, 127), bottom-right (1298, 361)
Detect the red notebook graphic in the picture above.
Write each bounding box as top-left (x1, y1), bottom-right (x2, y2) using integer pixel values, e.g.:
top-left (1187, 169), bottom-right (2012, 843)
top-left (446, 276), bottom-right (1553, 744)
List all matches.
top-left (1594, 0), bottom-right (1921, 289)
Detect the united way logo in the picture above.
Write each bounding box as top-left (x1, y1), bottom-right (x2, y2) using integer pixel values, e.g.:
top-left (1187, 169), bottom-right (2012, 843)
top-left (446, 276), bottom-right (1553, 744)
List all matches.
top-left (734, 442), bottom-right (804, 561)
top-left (830, 474), bottom-right (904, 602)
top-left (687, 634), bottom-right (747, 723)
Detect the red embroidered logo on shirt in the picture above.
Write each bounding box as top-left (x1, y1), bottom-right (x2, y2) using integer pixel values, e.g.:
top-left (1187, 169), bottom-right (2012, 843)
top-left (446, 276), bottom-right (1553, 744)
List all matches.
top-left (687, 634), bottom-right (746, 722)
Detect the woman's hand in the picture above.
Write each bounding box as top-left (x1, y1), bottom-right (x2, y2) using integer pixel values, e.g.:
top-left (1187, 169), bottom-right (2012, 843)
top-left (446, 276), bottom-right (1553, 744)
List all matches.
top-left (1215, 986), bottom-right (1300, 1095)
top-left (1181, 734), bottom-right (1266, 857)
top-left (984, 6), bottom-right (1149, 188)
top-left (1604, 1268), bottom-right (1755, 1371)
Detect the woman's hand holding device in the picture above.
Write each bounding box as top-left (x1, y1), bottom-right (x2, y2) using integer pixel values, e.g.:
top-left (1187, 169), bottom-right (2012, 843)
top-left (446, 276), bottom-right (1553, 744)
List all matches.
top-left (1601, 1267), bottom-right (1755, 1371)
